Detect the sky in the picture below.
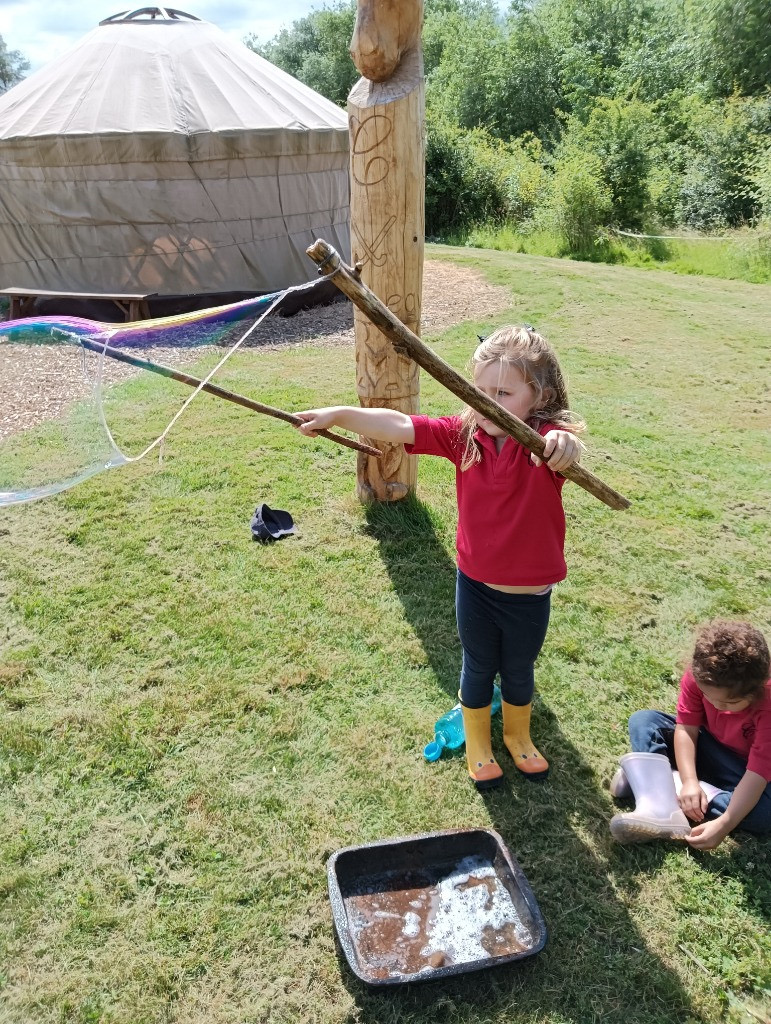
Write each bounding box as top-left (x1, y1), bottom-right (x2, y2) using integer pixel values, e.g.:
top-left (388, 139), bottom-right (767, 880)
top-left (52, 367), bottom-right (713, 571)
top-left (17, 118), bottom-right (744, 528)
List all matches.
top-left (0, 1), bottom-right (314, 74)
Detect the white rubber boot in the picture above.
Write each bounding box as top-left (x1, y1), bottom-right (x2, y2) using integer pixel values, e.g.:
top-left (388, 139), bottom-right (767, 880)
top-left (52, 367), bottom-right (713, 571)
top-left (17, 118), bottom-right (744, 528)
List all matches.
top-left (610, 752), bottom-right (692, 844)
top-left (611, 765), bottom-right (725, 804)
top-left (610, 766), bottom-right (632, 798)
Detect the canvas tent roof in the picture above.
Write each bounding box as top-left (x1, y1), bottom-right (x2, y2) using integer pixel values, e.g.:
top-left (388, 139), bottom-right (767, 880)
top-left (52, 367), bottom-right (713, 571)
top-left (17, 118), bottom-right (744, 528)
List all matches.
top-left (0, 8), bottom-right (351, 295)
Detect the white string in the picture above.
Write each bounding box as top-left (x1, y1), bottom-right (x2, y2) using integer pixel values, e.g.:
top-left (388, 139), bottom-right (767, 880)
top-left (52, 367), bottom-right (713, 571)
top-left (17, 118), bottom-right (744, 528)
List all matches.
top-left (608, 227), bottom-right (732, 242)
top-left (93, 285), bottom-right (297, 465)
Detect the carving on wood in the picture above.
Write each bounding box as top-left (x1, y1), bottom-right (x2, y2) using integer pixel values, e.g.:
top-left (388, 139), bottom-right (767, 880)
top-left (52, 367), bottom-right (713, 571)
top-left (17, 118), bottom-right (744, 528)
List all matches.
top-left (349, 1), bottom-right (424, 503)
top-left (350, 0), bottom-right (424, 82)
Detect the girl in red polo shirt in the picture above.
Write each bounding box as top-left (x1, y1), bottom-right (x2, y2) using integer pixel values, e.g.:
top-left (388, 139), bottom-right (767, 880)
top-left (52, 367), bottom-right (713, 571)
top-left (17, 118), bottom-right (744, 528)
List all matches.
top-left (296, 326), bottom-right (584, 790)
top-left (611, 621), bottom-right (771, 849)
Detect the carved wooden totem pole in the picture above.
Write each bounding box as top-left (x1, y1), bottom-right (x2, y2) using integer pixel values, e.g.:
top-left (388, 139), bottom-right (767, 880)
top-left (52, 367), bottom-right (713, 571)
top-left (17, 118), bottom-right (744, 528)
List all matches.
top-left (348, 0), bottom-right (425, 502)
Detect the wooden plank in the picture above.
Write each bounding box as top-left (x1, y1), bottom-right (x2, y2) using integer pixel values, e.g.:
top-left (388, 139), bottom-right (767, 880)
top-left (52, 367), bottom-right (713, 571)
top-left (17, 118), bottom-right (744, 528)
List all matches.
top-left (0, 287), bottom-right (155, 322)
top-left (0, 288), bottom-right (153, 301)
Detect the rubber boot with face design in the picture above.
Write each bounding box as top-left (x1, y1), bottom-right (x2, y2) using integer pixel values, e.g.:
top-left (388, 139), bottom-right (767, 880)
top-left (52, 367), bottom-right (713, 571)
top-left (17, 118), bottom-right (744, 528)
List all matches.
top-left (461, 703), bottom-right (503, 790)
top-left (502, 700), bottom-right (549, 780)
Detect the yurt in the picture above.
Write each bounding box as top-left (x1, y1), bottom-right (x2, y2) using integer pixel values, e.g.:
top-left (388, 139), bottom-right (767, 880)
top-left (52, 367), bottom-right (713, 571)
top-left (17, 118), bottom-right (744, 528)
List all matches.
top-left (0, 8), bottom-right (351, 298)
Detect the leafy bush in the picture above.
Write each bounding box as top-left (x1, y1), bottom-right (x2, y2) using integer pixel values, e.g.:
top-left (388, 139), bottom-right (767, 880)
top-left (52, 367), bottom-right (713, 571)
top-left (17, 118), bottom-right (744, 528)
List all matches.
top-left (545, 151), bottom-right (613, 254)
top-left (676, 160), bottom-right (737, 231)
top-left (425, 122), bottom-right (549, 236)
top-left (425, 121), bottom-right (506, 236)
top-left (257, 0), bottom-right (771, 247)
top-left (749, 141), bottom-right (771, 223)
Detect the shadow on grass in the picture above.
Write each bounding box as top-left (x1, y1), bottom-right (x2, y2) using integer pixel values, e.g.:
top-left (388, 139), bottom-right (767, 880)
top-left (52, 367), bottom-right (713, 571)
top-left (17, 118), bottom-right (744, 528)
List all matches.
top-left (338, 494), bottom-right (706, 1024)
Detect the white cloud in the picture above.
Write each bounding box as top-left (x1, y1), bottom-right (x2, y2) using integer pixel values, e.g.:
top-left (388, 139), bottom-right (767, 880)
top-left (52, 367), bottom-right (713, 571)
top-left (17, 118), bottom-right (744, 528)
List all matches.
top-left (1, 1), bottom-right (315, 73)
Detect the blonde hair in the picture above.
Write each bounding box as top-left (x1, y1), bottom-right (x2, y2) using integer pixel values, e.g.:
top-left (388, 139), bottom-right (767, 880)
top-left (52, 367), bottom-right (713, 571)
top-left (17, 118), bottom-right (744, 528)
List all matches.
top-left (459, 325), bottom-right (585, 470)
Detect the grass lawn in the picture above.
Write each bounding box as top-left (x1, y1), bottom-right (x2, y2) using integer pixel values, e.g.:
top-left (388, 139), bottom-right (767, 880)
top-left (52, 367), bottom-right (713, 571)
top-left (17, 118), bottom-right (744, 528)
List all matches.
top-left (1, 246), bottom-right (769, 1024)
top-left (459, 225), bottom-right (771, 285)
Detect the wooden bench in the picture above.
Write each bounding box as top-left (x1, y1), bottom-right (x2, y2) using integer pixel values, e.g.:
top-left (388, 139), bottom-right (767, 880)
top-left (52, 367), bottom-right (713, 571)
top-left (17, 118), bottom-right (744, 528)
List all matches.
top-left (0, 288), bottom-right (155, 322)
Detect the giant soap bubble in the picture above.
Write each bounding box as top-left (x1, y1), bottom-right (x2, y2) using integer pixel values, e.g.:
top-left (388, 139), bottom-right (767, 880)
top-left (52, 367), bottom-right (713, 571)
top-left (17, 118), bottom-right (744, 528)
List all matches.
top-left (0, 289), bottom-right (295, 506)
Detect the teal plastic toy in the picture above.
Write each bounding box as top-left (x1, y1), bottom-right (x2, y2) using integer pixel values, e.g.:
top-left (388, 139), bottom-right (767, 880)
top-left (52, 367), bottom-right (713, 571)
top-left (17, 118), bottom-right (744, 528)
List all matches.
top-left (423, 684), bottom-right (502, 762)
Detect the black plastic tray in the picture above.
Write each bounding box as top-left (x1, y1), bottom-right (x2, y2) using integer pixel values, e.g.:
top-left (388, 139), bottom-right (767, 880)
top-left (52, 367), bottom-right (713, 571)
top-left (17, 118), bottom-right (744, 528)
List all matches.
top-left (327, 828), bottom-right (546, 985)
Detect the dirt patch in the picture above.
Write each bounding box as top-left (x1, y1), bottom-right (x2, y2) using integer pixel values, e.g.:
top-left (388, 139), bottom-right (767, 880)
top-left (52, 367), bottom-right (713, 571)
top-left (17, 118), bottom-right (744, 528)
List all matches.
top-left (0, 261), bottom-right (510, 441)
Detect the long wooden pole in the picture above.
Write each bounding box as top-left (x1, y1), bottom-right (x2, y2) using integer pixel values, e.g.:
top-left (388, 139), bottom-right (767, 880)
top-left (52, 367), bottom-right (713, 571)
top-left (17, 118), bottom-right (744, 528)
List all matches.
top-left (306, 240), bottom-right (631, 510)
top-left (78, 337), bottom-right (382, 459)
top-left (347, 28), bottom-right (425, 503)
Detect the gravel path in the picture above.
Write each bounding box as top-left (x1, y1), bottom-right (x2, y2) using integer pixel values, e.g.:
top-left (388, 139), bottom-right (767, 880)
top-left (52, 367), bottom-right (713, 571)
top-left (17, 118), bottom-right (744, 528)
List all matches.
top-left (0, 261), bottom-right (510, 441)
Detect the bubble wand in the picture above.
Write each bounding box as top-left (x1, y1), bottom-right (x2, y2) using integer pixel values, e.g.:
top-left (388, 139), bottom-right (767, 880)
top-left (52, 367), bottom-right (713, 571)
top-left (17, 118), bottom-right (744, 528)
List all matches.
top-left (78, 337), bottom-right (382, 459)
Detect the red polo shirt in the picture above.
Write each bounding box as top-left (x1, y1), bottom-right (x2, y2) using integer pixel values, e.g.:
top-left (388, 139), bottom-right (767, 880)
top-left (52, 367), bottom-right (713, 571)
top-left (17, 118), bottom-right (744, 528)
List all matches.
top-left (405, 415), bottom-right (567, 586)
top-left (677, 671), bottom-right (771, 781)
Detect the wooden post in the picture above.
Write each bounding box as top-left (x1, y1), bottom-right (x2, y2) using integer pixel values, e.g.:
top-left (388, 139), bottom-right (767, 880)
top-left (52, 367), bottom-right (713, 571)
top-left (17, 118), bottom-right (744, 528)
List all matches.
top-left (307, 240), bottom-right (632, 512)
top-left (348, 0), bottom-right (424, 502)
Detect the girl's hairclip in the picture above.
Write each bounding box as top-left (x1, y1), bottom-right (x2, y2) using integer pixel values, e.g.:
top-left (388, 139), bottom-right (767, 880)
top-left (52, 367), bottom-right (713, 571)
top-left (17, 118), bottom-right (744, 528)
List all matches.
top-left (476, 334), bottom-right (486, 343)
top-left (522, 323), bottom-right (534, 330)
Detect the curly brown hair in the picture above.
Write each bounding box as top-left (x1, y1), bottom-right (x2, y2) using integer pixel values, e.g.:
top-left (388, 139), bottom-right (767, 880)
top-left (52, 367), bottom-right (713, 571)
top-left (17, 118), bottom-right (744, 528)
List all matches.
top-left (691, 621), bottom-right (770, 699)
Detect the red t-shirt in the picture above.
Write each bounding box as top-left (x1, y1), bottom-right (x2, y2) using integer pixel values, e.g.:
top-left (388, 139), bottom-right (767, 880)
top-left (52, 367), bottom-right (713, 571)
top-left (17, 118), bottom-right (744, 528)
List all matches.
top-left (404, 415), bottom-right (567, 586)
top-left (676, 670), bottom-right (771, 781)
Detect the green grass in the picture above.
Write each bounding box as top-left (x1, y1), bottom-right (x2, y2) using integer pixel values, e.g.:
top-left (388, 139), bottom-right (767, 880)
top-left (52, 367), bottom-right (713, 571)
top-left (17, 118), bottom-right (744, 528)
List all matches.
top-left (1, 248), bottom-right (770, 1024)
top-left (456, 224), bottom-right (771, 285)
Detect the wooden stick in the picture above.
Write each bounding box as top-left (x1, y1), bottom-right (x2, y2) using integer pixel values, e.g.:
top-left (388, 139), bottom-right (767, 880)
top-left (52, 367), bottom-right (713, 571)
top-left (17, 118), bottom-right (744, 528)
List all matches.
top-left (78, 338), bottom-right (383, 459)
top-left (306, 240), bottom-right (631, 510)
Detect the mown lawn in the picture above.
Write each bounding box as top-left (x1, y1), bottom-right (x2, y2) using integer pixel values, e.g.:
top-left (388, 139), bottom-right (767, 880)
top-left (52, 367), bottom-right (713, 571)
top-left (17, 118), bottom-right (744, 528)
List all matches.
top-left (1, 247), bottom-right (769, 1024)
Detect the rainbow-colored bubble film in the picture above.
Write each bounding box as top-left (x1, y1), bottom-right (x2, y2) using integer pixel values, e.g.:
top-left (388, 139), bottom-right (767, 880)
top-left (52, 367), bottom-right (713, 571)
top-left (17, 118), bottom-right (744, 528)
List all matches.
top-left (1, 288), bottom-right (296, 506)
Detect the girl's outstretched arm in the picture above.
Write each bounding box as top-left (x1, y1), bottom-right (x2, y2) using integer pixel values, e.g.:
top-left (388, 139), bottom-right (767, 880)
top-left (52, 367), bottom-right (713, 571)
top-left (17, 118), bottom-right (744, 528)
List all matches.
top-left (295, 406), bottom-right (415, 445)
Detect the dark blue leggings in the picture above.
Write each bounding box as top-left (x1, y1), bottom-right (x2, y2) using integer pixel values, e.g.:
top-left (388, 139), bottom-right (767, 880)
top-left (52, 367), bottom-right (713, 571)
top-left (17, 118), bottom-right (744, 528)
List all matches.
top-left (456, 569), bottom-right (551, 709)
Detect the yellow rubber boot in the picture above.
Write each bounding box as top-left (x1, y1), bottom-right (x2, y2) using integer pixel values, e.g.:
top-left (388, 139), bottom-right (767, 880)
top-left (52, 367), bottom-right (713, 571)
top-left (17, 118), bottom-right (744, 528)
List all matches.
top-left (502, 701), bottom-right (549, 780)
top-left (461, 703), bottom-right (503, 790)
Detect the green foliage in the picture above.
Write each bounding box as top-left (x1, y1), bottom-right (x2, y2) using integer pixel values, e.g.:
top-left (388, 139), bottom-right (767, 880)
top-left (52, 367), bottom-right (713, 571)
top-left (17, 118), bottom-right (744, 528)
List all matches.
top-left (672, 94), bottom-right (771, 229)
top-left (245, 1), bottom-right (358, 107)
top-left (251, 0), bottom-right (771, 251)
top-left (692, 0), bottom-right (771, 97)
top-left (425, 120), bottom-right (506, 236)
top-left (426, 1), bottom-right (560, 140)
top-left (567, 98), bottom-right (657, 229)
top-left (546, 150), bottom-right (613, 254)
top-left (539, 0), bottom-right (658, 117)
top-left (0, 34), bottom-right (29, 93)
top-left (749, 141), bottom-right (771, 222)
top-left (426, 121), bottom-right (549, 236)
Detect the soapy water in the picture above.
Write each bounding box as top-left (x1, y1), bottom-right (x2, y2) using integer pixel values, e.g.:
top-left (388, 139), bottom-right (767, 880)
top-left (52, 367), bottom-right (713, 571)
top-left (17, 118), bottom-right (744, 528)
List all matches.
top-left (0, 286), bottom-right (312, 506)
top-left (345, 855), bottom-right (534, 980)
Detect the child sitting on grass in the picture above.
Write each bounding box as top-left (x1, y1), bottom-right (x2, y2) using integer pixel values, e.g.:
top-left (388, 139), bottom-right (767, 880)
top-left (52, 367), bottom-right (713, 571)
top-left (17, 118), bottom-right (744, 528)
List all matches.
top-left (610, 621), bottom-right (771, 849)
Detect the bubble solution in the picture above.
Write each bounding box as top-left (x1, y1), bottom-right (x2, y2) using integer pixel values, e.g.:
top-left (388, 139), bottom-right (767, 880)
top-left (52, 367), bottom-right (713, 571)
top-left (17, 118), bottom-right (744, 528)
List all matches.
top-left (345, 855), bottom-right (534, 982)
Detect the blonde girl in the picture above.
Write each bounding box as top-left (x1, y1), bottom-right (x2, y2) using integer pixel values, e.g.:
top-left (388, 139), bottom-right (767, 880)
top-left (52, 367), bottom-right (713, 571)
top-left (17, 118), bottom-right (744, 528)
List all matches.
top-left (296, 326), bottom-right (584, 790)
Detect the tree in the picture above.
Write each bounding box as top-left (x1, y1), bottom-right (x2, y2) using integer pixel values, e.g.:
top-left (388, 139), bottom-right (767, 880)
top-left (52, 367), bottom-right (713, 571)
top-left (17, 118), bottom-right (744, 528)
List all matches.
top-left (538, 0), bottom-right (663, 118)
top-left (245, 2), bottom-right (358, 107)
top-left (691, 0), bottom-right (771, 97)
top-left (426, 0), bottom-right (560, 140)
top-left (0, 35), bottom-right (30, 93)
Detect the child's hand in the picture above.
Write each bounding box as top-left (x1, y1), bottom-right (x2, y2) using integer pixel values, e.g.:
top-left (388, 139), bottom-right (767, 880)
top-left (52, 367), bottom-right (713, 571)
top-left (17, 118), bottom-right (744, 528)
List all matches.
top-left (294, 409), bottom-right (338, 437)
top-left (678, 779), bottom-right (709, 822)
top-left (532, 430), bottom-right (582, 472)
top-left (685, 817), bottom-right (730, 850)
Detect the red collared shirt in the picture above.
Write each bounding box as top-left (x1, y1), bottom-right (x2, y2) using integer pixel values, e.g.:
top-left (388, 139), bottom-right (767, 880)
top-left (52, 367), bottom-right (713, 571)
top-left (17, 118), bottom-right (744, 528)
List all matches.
top-left (405, 415), bottom-right (567, 586)
top-left (677, 671), bottom-right (771, 781)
